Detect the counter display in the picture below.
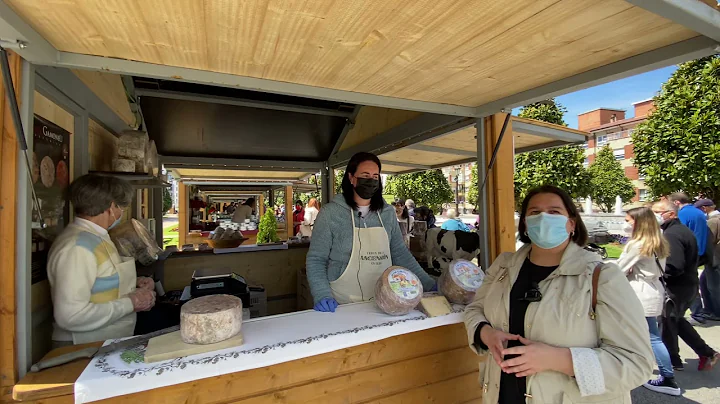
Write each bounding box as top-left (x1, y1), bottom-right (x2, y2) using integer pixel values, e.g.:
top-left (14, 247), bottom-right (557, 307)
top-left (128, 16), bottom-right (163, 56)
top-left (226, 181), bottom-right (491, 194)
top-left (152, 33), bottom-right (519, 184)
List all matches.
top-left (71, 302), bottom-right (464, 403)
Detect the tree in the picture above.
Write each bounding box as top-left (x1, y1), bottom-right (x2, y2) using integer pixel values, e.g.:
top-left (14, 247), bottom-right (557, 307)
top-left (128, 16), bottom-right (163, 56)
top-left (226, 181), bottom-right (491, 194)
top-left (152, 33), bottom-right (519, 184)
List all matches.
top-left (384, 169), bottom-right (453, 213)
top-left (514, 146), bottom-right (592, 208)
top-left (257, 210), bottom-right (280, 244)
top-left (335, 169), bottom-right (344, 195)
top-left (162, 187), bottom-right (172, 213)
top-left (512, 99), bottom-right (591, 207)
top-left (587, 146), bottom-right (636, 212)
top-left (632, 56), bottom-right (720, 200)
top-left (294, 174), bottom-right (321, 205)
top-left (517, 98), bottom-right (568, 126)
top-left (467, 165), bottom-right (478, 206)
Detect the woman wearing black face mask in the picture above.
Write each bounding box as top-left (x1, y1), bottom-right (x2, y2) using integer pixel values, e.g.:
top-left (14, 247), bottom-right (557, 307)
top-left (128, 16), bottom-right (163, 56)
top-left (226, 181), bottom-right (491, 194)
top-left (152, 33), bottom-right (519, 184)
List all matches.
top-left (306, 152), bottom-right (436, 312)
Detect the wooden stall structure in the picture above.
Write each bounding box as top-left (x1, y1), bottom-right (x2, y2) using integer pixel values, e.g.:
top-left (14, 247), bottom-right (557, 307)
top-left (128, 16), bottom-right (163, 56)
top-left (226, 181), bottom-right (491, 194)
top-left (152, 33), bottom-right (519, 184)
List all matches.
top-left (1, 0), bottom-right (719, 403)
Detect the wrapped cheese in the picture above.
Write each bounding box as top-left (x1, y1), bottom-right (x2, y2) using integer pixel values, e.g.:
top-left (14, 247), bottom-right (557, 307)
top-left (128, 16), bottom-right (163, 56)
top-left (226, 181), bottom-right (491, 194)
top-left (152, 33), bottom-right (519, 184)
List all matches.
top-left (438, 259), bottom-right (484, 305)
top-left (180, 294), bottom-right (242, 344)
top-left (117, 131), bottom-right (149, 172)
top-left (113, 158), bottom-right (136, 173)
top-left (374, 266), bottom-right (423, 316)
top-left (109, 219), bottom-right (163, 266)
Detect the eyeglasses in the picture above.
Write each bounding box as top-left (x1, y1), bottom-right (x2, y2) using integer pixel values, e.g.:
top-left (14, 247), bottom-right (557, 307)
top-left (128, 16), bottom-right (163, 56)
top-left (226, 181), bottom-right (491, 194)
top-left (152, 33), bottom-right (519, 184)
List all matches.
top-left (519, 282), bottom-right (542, 302)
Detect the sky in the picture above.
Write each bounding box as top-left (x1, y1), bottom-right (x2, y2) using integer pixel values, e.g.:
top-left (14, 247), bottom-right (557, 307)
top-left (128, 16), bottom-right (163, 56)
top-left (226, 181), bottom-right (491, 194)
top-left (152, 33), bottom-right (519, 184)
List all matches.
top-left (512, 65), bottom-right (677, 129)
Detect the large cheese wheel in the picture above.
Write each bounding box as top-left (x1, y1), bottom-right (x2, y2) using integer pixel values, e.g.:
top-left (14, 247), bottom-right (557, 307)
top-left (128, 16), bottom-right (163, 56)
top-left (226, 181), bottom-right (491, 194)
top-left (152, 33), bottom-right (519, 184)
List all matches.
top-left (374, 266), bottom-right (423, 316)
top-left (438, 259), bottom-right (484, 305)
top-left (181, 294), bottom-right (243, 344)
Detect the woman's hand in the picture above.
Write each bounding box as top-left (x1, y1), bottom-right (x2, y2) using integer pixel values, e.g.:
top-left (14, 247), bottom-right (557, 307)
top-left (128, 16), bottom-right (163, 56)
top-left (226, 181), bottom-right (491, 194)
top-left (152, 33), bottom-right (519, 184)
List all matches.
top-left (500, 336), bottom-right (574, 377)
top-left (479, 325), bottom-right (521, 366)
top-left (136, 276), bottom-right (155, 291)
top-left (314, 297), bottom-right (339, 312)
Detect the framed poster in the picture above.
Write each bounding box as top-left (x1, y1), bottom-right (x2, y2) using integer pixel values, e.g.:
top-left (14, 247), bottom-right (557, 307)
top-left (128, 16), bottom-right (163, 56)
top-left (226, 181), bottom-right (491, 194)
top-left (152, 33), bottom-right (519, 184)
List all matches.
top-left (31, 115), bottom-right (71, 284)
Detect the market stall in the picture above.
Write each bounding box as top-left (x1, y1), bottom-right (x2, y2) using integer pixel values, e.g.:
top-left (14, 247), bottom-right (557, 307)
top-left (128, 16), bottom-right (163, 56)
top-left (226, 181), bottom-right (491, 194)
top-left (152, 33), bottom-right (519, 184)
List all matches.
top-left (1, 0), bottom-right (719, 403)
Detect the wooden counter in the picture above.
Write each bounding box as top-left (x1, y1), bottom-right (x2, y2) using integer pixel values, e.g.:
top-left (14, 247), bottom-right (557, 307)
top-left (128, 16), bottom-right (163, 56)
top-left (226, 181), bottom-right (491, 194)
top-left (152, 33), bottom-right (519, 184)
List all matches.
top-left (12, 323), bottom-right (483, 403)
top-left (164, 244), bottom-right (309, 316)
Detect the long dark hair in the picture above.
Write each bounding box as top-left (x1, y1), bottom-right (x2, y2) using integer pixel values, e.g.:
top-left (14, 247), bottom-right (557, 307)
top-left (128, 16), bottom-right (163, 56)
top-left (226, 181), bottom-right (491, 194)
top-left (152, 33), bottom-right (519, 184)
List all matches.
top-left (341, 152), bottom-right (385, 211)
top-left (518, 185), bottom-right (588, 246)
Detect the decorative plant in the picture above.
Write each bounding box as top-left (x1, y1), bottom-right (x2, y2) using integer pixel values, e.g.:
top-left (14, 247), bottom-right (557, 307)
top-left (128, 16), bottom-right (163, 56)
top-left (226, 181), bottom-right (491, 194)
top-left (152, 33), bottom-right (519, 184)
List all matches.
top-left (257, 209), bottom-right (280, 244)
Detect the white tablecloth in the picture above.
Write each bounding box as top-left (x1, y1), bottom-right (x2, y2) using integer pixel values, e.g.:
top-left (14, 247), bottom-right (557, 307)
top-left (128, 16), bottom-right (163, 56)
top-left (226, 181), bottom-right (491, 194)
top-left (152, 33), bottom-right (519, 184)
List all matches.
top-left (74, 302), bottom-right (464, 403)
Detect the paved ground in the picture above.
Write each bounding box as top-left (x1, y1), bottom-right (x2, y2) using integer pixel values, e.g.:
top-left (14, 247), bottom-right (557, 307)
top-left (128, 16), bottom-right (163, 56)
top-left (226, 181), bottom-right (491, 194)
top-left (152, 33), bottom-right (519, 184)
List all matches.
top-left (632, 320), bottom-right (720, 403)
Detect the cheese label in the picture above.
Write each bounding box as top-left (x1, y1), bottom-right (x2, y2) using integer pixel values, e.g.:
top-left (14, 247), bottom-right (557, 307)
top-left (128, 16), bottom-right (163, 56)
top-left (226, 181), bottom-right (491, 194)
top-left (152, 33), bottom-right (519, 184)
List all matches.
top-left (451, 260), bottom-right (484, 289)
top-left (387, 268), bottom-right (421, 300)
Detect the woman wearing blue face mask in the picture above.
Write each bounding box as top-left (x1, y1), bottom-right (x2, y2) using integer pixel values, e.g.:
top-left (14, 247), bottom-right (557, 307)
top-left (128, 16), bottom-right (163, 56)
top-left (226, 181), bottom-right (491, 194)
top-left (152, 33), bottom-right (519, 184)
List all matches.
top-left (464, 185), bottom-right (653, 403)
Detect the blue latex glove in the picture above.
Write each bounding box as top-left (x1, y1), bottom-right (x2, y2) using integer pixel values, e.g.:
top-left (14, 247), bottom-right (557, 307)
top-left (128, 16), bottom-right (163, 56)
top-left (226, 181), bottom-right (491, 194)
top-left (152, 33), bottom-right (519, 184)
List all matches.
top-left (429, 283), bottom-right (438, 292)
top-left (314, 297), bottom-right (339, 312)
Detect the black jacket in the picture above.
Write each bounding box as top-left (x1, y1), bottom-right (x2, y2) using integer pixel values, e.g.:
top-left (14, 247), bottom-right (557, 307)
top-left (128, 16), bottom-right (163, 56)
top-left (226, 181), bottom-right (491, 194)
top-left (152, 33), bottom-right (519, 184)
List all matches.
top-left (661, 219), bottom-right (699, 299)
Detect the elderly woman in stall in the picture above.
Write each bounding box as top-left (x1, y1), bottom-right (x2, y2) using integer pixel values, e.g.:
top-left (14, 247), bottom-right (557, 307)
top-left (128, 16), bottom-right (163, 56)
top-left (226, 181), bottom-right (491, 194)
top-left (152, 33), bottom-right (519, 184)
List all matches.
top-left (464, 185), bottom-right (652, 403)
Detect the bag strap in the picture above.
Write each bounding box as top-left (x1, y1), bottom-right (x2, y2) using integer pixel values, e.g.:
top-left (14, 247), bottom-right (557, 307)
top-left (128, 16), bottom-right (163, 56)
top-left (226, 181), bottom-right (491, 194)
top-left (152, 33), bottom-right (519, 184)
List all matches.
top-left (590, 263), bottom-right (602, 320)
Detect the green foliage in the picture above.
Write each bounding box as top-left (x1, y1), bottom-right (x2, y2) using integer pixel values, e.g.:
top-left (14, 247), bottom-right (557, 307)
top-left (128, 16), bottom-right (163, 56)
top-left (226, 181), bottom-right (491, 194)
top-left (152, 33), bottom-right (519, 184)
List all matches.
top-left (257, 209), bottom-right (280, 243)
top-left (294, 174), bottom-right (321, 205)
top-left (384, 169), bottom-right (453, 213)
top-left (514, 145), bottom-right (592, 208)
top-left (162, 187), bottom-right (172, 213)
top-left (632, 56), bottom-right (720, 200)
top-left (517, 98), bottom-right (568, 126)
top-left (587, 146), bottom-right (636, 213)
top-left (335, 170), bottom-right (344, 195)
top-left (467, 165), bottom-right (478, 206)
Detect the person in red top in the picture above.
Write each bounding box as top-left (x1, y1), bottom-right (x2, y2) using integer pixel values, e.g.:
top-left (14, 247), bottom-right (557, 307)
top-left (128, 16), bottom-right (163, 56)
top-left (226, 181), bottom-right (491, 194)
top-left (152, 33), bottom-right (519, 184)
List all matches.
top-left (293, 200), bottom-right (305, 236)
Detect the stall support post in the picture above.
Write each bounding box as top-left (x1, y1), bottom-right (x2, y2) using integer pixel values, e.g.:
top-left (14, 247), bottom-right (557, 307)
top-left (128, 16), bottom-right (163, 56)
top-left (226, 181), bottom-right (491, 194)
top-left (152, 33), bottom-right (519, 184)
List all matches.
top-left (152, 187), bottom-right (163, 247)
top-left (475, 118), bottom-right (491, 271)
top-left (285, 185), bottom-right (293, 239)
top-left (321, 162), bottom-right (331, 205)
top-left (178, 182), bottom-right (188, 247)
top-left (487, 113), bottom-right (516, 256)
top-left (258, 192), bottom-right (265, 217)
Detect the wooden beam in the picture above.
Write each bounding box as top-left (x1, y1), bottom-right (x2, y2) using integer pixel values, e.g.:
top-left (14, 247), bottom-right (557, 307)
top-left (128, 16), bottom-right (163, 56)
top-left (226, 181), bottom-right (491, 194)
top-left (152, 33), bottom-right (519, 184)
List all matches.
top-left (177, 182), bottom-right (188, 247)
top-left (0, 49), bottom-right (21, 389)
top-left (285, 185), bottom-right (294, 239)
top-left (487, 113), bottom-right (516, 259)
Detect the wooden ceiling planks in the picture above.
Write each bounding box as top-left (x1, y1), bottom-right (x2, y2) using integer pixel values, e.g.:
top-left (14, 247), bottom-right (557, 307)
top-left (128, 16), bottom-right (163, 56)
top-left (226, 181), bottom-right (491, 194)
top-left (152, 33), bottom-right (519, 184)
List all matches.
top-left (72, 70), bottom-right (136, 127)
top-left (339, 107), bottom-right (421, 151)
top-left (174, 168), bottom-right (309, 179)
top-left (6, 0), bottom-right (699, 107)
top-left (381, 148), bottom-right (462, 167)
top-left (421, 127), bottom-right (477, 152)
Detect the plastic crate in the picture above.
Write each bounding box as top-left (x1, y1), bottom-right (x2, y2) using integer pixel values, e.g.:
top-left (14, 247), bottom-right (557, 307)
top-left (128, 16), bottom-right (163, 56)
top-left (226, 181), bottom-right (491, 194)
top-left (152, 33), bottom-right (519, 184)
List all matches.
top-left (249, 285), bottom-right (267, 318)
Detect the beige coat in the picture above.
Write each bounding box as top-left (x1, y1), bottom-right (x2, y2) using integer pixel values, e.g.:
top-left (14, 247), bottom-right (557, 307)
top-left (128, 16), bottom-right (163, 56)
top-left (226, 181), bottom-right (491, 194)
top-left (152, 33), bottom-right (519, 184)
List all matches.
top-left (617, 240), bottom-right (666, 317)
top-left (464, 243), bottom-right (653, 404)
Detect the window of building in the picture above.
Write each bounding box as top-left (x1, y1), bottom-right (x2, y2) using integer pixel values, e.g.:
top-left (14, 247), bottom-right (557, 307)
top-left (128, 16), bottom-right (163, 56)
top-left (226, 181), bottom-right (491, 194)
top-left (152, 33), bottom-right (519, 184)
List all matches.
top-left (639, 189), bottom-right (648, 202)
top-left (638, 172), bottom-right (646, 181)
top-left (613, 148), bottom-right (625, 160)
top-left (581, 143), bottom-right (588, 149)
top-left (583, 158), bottom-right (589, 168)
top-left (597, 135), bottom-right (608, 146)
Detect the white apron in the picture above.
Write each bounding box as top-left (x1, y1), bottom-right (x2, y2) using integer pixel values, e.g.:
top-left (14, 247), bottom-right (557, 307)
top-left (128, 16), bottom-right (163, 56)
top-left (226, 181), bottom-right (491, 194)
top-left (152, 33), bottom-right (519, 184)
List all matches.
top-left (72, 236), bottom-right (137, 344)
top-left (330, 210), bottom-right (392, 304)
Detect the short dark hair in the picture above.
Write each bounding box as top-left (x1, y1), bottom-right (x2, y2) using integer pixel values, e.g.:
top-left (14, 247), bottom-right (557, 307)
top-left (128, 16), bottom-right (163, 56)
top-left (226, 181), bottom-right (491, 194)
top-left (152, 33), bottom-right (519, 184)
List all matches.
top-left (69, 174), bottom-right (134, 217)
top-left (244, 198), bottom-right (255, 206)
top-left (295, 200), bottom-right (303, 205)
top-left (341, 152), bottom-right (385, 211)
top-left (668, 192), bottom-right (691, 205)
top-left (517, 185), bottom-right (588, 246)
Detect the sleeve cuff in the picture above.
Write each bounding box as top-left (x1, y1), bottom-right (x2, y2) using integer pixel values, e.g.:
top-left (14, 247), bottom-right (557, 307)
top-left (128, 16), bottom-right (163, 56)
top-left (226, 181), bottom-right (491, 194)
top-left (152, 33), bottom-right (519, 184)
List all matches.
top-left (570, 347), bottom-right (606, 397)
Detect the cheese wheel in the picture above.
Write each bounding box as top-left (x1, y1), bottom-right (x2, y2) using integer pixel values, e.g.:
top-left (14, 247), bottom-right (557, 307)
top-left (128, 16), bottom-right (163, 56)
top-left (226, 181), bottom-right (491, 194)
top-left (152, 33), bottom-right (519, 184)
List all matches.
top-left (374, 266), bottom-right (423, 316)
top-left (438, 259), bottom-right (484, 305)
top-left (180, 294), bottom-right (243, 344)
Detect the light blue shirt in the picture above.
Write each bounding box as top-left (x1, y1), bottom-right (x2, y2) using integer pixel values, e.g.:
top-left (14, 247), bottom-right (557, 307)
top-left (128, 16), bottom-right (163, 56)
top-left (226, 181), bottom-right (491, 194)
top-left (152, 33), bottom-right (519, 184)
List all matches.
top-left (441, 219), bottom-right (470, 232)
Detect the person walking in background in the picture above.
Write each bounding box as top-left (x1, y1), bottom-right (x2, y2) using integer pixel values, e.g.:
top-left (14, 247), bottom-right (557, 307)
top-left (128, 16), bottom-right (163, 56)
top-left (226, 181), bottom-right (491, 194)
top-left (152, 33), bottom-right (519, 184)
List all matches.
top-left (652, 200), bottom-right (719, 372)
top-left (668, 192), bottom-right (708, 259)
top-left (405, 199), bottom-right (415, 217)
top-left (299, 198), bottom-right (320, 238)
top-left (618, 207), bottom-right (680, 396)
top-left (465, 185), bottom-right (652, 403)
top-left (693, 198), bottom-right (720, 321)
top-left (293, 200), bottom-right (304, 236)
top-left (441, 208), bottom-right (470, 232)
top-left (232, 198), bottom-right (255, 224)
top-left (392, 199), bottom-right (414, 247)
top-left (414, 206), bottom-right (437, 228)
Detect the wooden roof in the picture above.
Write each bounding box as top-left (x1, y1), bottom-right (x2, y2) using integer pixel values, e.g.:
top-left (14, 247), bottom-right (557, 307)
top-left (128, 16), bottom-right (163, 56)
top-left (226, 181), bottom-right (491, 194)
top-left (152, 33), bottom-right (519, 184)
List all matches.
top-left (377, 116), bottom-right (589, 173)
top-left (173, 168), bottom-right (312, 182)
top-left (5, 0), bottom-right (699, 108)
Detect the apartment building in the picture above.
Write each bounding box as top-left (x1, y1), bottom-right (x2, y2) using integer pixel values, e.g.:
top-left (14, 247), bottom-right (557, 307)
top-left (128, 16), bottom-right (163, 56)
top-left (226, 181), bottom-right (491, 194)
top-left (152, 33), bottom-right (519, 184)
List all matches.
top-left (578, 100), bottom-right (654, 208)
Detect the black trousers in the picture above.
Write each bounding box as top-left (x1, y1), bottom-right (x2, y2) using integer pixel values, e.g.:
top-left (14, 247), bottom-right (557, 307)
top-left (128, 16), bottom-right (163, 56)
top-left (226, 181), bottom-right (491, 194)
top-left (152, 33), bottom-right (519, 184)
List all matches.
top-left (662, 288), bottom-right (714, 365)
top-left (134, 303), bottom-right (181, 335)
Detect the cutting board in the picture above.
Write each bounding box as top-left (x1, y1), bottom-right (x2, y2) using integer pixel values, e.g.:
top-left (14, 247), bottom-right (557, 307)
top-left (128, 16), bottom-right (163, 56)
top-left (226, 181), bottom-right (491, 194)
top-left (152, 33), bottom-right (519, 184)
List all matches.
top-left (144, 330), bottom-right (244, 363)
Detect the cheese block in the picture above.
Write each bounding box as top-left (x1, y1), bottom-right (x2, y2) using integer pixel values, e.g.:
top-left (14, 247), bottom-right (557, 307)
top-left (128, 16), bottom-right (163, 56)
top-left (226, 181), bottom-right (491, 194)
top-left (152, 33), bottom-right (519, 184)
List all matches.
top-left (418, 294), bottom-right (453, 317)
top-left (439, 259), bottom-right (484, 305)
top-left (113, 158), bottom-right (136, 173)
top-left (374, 266), bottom-right (423, 316)
top-left (180, 294), bottom-right (243, 344)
